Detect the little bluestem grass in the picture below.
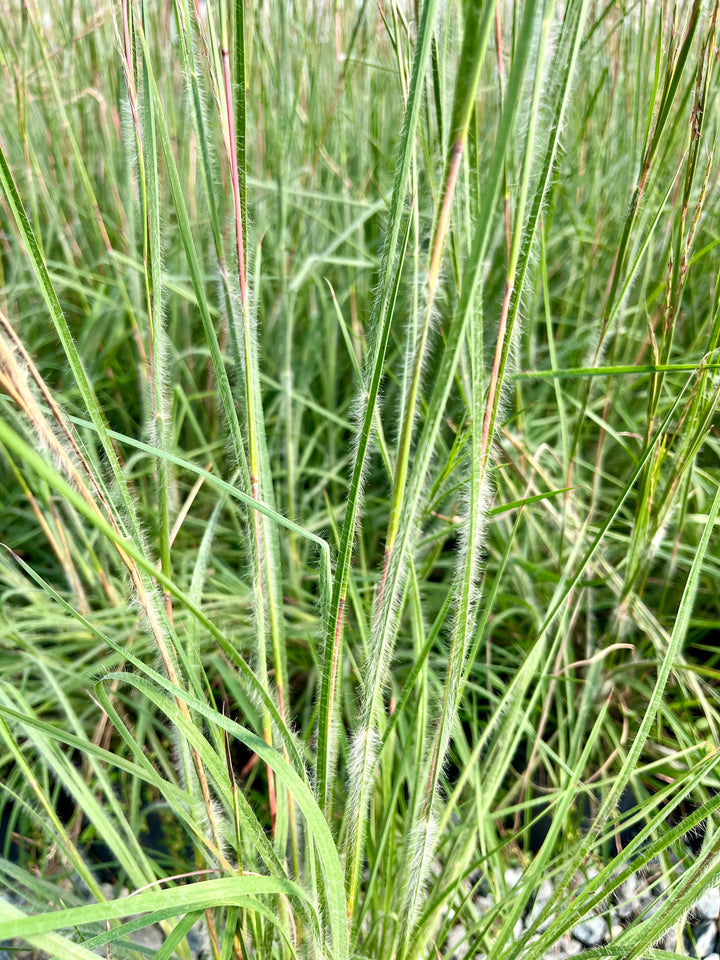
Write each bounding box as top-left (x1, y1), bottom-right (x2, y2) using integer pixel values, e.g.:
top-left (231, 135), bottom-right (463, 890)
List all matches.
top-left (1, 2), bottom-right (720, 959)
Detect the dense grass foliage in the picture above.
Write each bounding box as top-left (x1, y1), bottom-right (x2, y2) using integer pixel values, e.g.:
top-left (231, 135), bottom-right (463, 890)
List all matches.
top-left (1, 1), bottom-right (720, 958)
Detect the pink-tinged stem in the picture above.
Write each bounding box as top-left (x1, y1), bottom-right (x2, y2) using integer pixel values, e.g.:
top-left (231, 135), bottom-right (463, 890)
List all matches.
top-left (221, 47), bottom-right (247, 308)
top-left (122, 3), bottom-right (136, 105)
top-left (495, 8), bottom-right (511, 265)
top-left (374, 141), bottom-right (465, 615)
top-left (326, 596), bottom-right (346, 749)
top-left (428, 140), bottom-right (464, 294)
top-left (480, 278), bottom-right (513, 470)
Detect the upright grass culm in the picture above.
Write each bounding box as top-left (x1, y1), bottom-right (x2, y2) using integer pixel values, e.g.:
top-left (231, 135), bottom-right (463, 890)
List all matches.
top-left (1, 2), bottom-right (720, 959)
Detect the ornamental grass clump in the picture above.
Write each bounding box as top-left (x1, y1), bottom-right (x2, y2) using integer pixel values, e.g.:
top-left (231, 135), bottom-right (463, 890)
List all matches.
top-left (1, 2), bottom-right (720, 959)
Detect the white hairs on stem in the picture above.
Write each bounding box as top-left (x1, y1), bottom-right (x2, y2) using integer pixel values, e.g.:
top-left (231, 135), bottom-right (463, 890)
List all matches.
top-left (344, 724), bottom-right (382, 874)
top-left (401, 811), bottom-right (440, 936)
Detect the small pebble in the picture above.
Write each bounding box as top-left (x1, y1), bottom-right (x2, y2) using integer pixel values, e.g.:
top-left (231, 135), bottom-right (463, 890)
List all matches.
top-left (505, 866), bottom-right (524, 889)
top-left (543, 944), bottom-right (566, 960)
top-left (185, 921), bottom-right (208, 955)
top-left (446, 924), bottom-right (467, 959)
top-left (693, 919), bottom-right (717, 958)
top-left (575, 865), bottom-right (599, 884)
top-left (662, 926), bottom-right (678, 952)
top-left (131, 925), bottom-right (164, 950)
top-left (572, 915), bottom-right (607, 947)
top-left (528, 879), bottom-right (556, 933)
top-left (536, 879), bottom-right (554, 902)
top-left (474, 894), bottom-right (494, 914)
top-left (620, 899), bottom-right (640, 919)
top-left (637, 888), bottom-right (654, 914)
top-left (615, 875), bottom-right (640, 920)
top-left (696, 889), bottom-right (720, 921)
top-left (528, 901), bottom-right (555, 934)
top-left (641, 893), bottom-right (663, 922)
top-left (652, 877), bottom-right (668, 897)
top-left (565, 938), bottom-right (584, 956)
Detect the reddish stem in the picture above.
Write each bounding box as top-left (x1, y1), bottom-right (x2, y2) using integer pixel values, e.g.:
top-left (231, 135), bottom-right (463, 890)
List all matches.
top-left (222, 47), bottom-right (247, 308)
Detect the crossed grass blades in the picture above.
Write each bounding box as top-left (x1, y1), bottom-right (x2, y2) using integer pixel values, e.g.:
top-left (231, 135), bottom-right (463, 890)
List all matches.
top-left (1, 1), bottom-right (720, 958)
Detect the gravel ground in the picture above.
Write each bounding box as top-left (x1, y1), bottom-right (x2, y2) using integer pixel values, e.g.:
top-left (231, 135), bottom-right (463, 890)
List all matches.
top-left (443, 860), bottom-right (720, 960)
top-left (2, 861), bottom-right (719, 959)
